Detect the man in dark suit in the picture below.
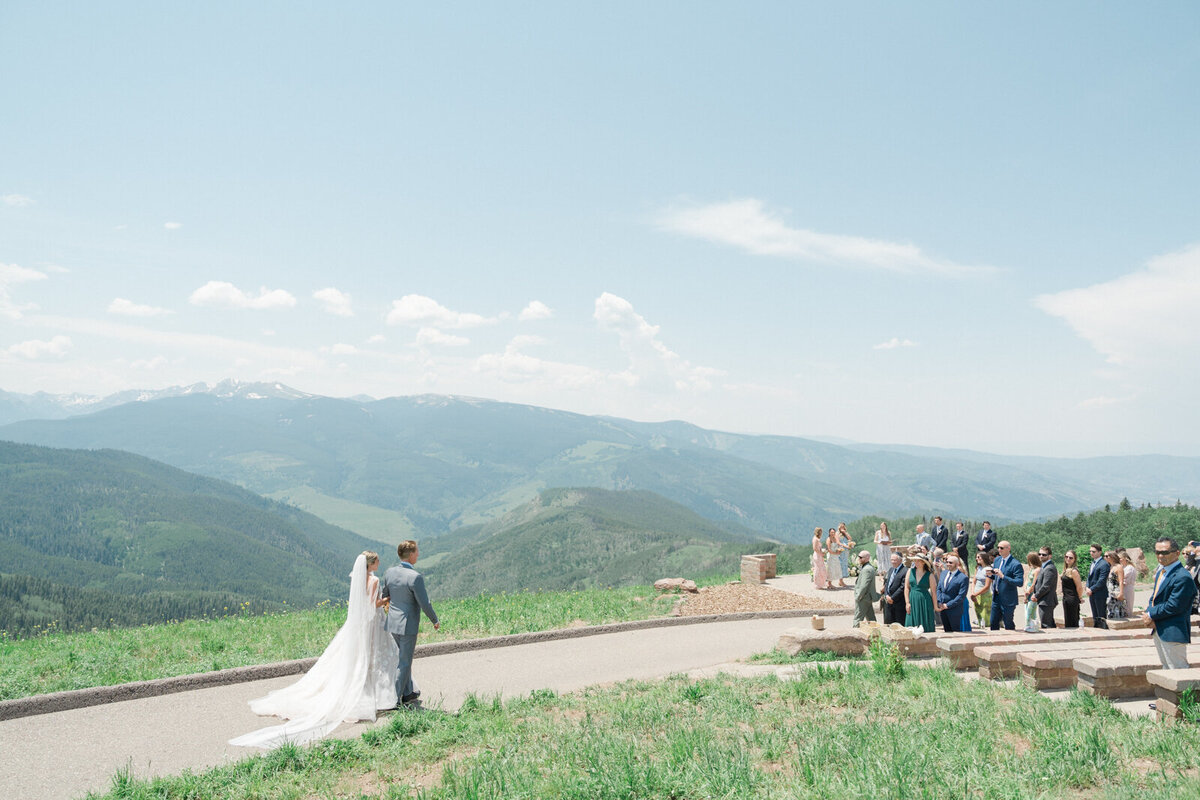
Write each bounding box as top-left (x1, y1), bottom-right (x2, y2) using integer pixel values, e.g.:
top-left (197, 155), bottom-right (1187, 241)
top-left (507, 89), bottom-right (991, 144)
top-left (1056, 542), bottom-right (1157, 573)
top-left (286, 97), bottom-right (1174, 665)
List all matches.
top-left (881, 552), bottom-right (908, 624)
top-left (975, 521), bottom-right (997, 556)
top-left (1142, 537), bottom-right (1198, 668)
top-left (951, 522), bottom-right (970, 566)
top-left (936, 554), bottom-right (969, 632)
top-left (1032, 545), bottom-right (1059, 629)
top-left (1085, 542), bottom-right (1110, 629)
top-left (380, 539), bottom-right (440, 708)
top-left (989, 541), bottom-right (1024, 630)
top-left (931, 516), bottom-right (949, 553)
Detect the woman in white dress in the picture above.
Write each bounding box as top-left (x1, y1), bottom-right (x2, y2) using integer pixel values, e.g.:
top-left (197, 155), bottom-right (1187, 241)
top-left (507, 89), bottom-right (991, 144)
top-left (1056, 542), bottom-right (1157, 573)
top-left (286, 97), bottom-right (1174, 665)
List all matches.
top-left (230, 551), bottom-right (400, 749)
top-left (874, 522), bottom-right (892, 568)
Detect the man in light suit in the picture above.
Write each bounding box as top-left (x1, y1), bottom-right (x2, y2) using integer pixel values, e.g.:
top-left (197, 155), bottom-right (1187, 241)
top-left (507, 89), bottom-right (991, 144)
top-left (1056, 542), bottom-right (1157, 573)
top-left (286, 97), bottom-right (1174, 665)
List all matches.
top-left (1141, 537), bottom-right (1198, 669)
top-left (853, 551), bottom-right (880, 626)
top-left (989, 541), bottom-right (1024, 630)
top-left (1084, 542), bottom-right (1110, 629)
top-left (1032, 545), bottom-right (1059, 629)
top-left (936, 554), bottom-right (969, 632)
top-left (380, 539), bottom-right (440, 708)
top-left (881, 552), bottom-right (908, 625)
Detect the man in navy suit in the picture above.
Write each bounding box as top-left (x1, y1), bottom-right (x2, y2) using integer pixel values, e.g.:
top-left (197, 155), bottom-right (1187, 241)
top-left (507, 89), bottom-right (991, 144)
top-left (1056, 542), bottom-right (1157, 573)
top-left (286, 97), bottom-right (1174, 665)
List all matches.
top-left (931, 516), bottom-right (949, 553)
top-left (936, 554), bottom-right (969, 632)
top-left (988, 541), bottom-right (1024, 630)
top-left (1084, 543), bottom-right (1110, 629)
top-left (881, 552), bottom-right (908, 624)
top-left (1142, 537), bottom-right (1198, 669)
top-left (975, 521), bottom-right (997, 556)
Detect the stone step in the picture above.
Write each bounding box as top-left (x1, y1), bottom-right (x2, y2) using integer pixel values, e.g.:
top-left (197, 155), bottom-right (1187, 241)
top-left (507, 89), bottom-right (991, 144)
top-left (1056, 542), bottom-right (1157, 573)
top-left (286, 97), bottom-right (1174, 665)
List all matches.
top-left (1146, 668), bottom-right (1200, 721)
top-left (1017, 641), bottom-right (1161, 689)
top-left (936, 628), bottom-right (1141, 671)
top-left (974, 631), bottom-right (1152, 680)
top-left (1074, 647), bottom-right (1200, 699)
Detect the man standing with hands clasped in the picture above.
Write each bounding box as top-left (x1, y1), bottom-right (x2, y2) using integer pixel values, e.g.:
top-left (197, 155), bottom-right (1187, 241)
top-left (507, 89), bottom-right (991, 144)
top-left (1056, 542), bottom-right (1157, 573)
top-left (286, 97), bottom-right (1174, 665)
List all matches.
top-left (988, 541), bottom-right (1024, 630)
top-left (853, 551), bottom-right (880, 626)
top-left (1141, 537), bottom-right (1197, 669)
top-left (381, 539), bottom-right (440, 709)
top-left (1032, 545), bottom-right (1059, 629)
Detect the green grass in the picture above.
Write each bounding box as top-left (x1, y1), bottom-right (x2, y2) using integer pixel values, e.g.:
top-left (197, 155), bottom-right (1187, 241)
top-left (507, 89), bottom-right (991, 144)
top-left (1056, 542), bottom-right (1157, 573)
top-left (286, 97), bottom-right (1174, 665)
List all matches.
top-left (0, 586), bottom-right (676, 701)
top-left (83, 662), bottom-right (1200, 800)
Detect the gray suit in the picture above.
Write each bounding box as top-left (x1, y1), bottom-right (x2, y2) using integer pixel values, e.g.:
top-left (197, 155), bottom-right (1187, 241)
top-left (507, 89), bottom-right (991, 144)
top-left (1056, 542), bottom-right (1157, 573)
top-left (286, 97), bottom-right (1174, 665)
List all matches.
top-left (853, 562), bottom-right (880, 625)
top-left (1032, 559), bottom-right (1059, 629)
top-left (380, 561), bottom-right (439, 702)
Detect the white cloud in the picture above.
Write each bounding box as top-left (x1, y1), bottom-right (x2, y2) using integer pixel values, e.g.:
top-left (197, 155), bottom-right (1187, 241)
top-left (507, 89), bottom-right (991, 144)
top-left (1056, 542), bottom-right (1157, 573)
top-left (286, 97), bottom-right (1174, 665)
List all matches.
top-left (2, 194), bottom-right (34, 207)
top-left (657, 198), bottom-right (993, 276)
top-left (189, 281), bottom-right (297, 310)
top-left (519, 300), bottom-right (553, 321)
top-left (164, 222), bottom-right (182, 230)
top-left (8, 335), bottom-right (72, 359)
top-left (873, 337), bottom-right (916, 350)
top-left (0, 262), bottom-right (48, 319)
top-left (321, 343), bottom-right (359, 355)
top-left (1034, 243), bottom-right (1200, 366)
top-left (416, 327), bottom-right (470, 347)
top-left (108, 298), bottom-right (172, 317)
top-left (594, 292), bottom-right (722, 392)
top-left (1077, 395), bottom-right (1127, 410)
top-left (387, 294), bottom-right (495, 328)
top-left (314, 287), bottom-right (354, 317)
top-left (366, 334), bottom-right (387, 345)
top-left (130, 356), bottom-right (169, 371)
top-left (476, 336), bottom-right (605, 388)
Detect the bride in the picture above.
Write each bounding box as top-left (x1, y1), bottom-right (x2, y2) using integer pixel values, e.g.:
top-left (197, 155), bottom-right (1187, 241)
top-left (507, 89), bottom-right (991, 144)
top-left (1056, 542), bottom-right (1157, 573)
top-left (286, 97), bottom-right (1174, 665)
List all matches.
top-left (229, 551), bottom-right (400, 749)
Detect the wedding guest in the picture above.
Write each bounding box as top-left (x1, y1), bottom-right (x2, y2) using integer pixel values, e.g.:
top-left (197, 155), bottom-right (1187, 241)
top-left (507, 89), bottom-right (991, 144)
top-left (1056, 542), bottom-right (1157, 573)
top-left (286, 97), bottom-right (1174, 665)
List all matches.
top-left (931, 516), bottom-right (950, 553)
top-left (951, 522), bottom-right (970, 566)
top-left (915, 524), bottom-right (935, 552)
top-left (1142, 537), bottom-right (1198, 669)
top-left (875, 521), bottom-right (893, 568)
top-left (989, 541), bottom-right (1024, 630)
top-left (1061, 550), bottom-right (1086, 628)
top-left (970, 552), bottom-right (994, 628)
top-left (811, 527), bottom-right (830, 590)
top-left (1084, 543), bottom-right (1110, 629)
top-left (904, 553), bottom-right (938, 633)
top-left (1186, 545), bottom-right (1200, 616)
top-left (930, 548), bottom-right (946, 582)
top-left (853, 551), bottom-right (880, 626)
top-left (837, 523), bottom-right (854, 576)
top-left (826, 527), bottom-right (846, 588)
top-left (975, 521), bottom-right (997, 556)
top-left (1032, 546), bottom-right (1058, 629)
top-left (935, 554), bottom-right (969, 633)
top-left (955, 555), bottom-right (973, 631)
top-left (881, 552), bottom-right (908, 624)
top-left (1105, 551), bottom-right (1126, 620)
top-left (1023, 551), bottom-right (1042, 632)
top-left (1120, 552), bottom-right (1137, 617)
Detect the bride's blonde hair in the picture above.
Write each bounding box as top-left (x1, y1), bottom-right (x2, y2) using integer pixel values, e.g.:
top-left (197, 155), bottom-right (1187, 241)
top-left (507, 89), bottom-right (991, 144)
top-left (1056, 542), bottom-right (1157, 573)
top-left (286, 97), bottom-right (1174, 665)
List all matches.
top-left (362, 550), bottom-right (379, 566)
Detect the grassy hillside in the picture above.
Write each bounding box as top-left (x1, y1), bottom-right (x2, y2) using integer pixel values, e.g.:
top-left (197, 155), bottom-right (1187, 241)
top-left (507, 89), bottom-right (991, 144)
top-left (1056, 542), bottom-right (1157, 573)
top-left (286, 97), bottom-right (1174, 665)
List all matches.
top-left (0, 441), bottom-right (390, 636)
top-left (422, 487), bottom-right (804, 598)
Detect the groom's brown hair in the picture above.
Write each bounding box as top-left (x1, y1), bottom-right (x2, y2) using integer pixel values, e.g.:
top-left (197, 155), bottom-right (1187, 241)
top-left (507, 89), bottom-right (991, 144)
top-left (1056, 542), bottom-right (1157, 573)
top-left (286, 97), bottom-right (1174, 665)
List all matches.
top-left (398, 540), bottom-right (418, 559)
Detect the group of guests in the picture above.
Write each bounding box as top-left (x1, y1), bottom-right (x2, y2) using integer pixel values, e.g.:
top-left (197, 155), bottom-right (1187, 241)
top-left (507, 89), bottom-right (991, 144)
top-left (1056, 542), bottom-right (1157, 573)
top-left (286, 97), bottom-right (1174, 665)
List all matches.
top-left (840, 522), bottom-right (1200, 647)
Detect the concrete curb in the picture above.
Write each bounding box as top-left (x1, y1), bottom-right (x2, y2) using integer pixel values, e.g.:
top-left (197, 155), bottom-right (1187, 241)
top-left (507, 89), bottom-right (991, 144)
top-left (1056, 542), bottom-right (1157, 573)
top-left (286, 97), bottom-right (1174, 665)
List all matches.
top-left (0, 607), bottom-right (849, 721)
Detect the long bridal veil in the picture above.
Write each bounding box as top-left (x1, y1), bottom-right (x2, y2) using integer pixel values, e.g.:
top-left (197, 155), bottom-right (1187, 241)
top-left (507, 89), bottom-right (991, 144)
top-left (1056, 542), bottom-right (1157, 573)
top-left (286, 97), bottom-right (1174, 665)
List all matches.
top-left (229, 554), bottom-right (399, 749)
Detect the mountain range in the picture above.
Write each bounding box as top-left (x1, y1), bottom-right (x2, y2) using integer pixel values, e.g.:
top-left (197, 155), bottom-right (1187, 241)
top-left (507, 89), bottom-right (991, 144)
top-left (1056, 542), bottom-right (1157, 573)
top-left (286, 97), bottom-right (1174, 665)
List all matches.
top-left (3, 380), bottom-right (1199, 544)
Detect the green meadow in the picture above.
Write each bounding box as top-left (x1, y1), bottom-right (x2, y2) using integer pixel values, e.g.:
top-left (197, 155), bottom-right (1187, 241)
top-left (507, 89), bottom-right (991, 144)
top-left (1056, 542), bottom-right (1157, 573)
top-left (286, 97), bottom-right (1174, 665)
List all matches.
top-left (0, 586), bottom-right (676, 701)
top-left (86, 652), bottom-right (1200, 800)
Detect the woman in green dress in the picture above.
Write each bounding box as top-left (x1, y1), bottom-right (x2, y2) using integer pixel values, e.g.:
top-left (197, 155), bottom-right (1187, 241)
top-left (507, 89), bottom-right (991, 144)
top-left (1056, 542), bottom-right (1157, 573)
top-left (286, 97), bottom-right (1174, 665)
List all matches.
top-left (904, 552), bottom-right (938, 632)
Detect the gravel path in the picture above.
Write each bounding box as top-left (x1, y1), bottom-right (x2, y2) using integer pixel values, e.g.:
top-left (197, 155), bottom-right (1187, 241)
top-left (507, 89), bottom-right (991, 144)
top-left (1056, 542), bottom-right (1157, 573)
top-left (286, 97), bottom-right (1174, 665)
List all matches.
top-left (678, 582), bottom-right (845, 616)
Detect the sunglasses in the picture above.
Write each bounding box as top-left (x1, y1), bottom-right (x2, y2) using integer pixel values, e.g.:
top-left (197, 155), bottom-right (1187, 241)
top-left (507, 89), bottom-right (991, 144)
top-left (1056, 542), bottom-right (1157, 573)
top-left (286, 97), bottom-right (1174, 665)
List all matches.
top-left (1155, 549), bottom-right (1176, 556)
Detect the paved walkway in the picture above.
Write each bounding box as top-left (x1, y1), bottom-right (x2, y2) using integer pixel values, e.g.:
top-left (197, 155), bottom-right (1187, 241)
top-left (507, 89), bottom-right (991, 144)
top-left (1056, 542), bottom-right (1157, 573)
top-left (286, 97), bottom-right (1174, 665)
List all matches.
top-left (0, 613), bottom-right (857, 800)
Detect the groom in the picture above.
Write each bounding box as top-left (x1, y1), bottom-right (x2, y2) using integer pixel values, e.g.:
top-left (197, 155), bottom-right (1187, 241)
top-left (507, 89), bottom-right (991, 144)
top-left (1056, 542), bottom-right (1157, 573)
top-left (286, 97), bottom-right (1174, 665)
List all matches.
top-left (380, 539), bottom-right (440, 708)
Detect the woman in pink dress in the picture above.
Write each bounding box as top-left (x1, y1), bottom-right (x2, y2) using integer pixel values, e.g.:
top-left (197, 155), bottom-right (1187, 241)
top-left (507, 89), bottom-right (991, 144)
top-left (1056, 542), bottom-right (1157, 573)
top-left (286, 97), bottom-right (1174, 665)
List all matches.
top-left (811, 526), bottom-right (830, 589)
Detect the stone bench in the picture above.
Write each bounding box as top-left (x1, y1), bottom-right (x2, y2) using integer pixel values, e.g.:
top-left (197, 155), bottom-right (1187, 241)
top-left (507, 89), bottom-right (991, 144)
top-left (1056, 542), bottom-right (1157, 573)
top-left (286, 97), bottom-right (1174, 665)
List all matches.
top-left (975, 630), bottom-right (1152, 680)
top-left (877, 625), bottom-right (943, 658)
top-left (1016, 640), bottom-right (1158, 689)
top-left (936, 628), bottom-right (1126, 671)
top-left (1075, 648), bottom-right (1200, 699)
top-left (1146, 668), bottom-right (1200, 722)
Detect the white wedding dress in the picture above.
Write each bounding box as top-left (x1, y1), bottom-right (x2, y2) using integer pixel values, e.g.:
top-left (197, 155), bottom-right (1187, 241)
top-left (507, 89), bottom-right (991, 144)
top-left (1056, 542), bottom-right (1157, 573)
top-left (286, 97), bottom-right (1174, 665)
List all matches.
top-left (229, 555), bottom-right (400, 749)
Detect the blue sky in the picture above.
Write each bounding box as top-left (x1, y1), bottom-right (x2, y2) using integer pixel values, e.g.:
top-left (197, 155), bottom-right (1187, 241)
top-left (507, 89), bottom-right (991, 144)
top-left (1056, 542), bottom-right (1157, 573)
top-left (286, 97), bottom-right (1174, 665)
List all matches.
top-left (2, 3), bottom-right (1198, 457)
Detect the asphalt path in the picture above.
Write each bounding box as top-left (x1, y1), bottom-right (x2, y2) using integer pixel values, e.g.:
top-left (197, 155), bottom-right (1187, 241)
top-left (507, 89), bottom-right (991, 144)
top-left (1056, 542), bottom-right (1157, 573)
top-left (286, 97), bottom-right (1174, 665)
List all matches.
top-left (1, 614), bottom-right (851, 800)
